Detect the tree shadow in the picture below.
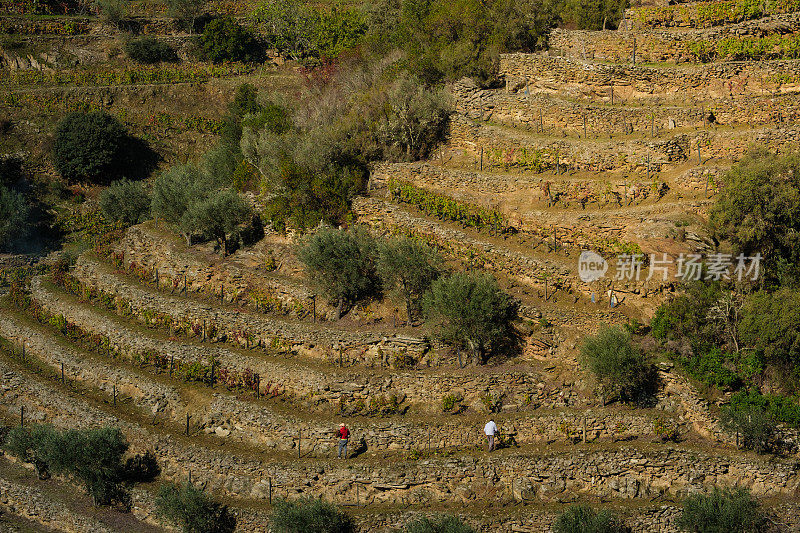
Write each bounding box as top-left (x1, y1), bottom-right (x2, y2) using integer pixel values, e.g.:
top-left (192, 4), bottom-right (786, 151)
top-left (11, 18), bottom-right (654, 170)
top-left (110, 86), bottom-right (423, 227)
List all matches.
top-left (116, 135), bottom-right (160, 183)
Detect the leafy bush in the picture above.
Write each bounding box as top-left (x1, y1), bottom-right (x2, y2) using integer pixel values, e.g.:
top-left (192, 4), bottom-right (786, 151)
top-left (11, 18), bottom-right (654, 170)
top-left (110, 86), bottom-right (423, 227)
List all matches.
top-left (739, 289), bottom-right (800, 365)
top-left (405, 515), bottom-right (475, 533)
top-left (560, 0), bottom-right (628, 30)
top-left (180, 188), bottom-right (251, 256)
top-left (200, 17), bottom-right (263, 63)
top-left (720, 404), bottom-right (777, 453)
top-left (251, 0), bottom-right (367, 62)
top-left (677, 487), bottom-right (765, 532)
top-left (729, 389), bottom-right (800, 427)
top-left (710, 149), bottom-right (800, 286)
top-left (3, 425), bottom-right (132, 508)
top-left (52, 111), bottom-right (128, 183)
top-left (377, 237), bottom-right (442, 321)
top-left (0, 185), bottom-right (29, 250)
top-left (100, 179), bottom-right (151, 226)
top-left (552, 505), bottom-right (625, 533)
top-left (155, 483), bottom-right (236, 533)
top-left (580, 326), bottom-right (658, 404)
top-left (372, 0), bottom-right (556, 86)
top-left (683, 347), bottom-right (742, 389)
top-left (298, 226), bottom-right (379, 318)
top-left (94, 0), bottom-right (126, 25)
top-left (269, 497), bottom-right (355, 533)
top-left (165, 0), bottom-right (206, 30)
top-left (125, 36), bottom-right (178, 64)
top-left (423, 272), bottom-right (518, 364)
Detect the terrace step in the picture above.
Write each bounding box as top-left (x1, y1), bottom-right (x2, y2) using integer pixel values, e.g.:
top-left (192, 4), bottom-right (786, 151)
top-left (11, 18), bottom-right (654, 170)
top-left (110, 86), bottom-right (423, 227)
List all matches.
top-left (30, 274), bottom-right (590, 414)
top-left (1, 352), bottom-right (797, 511)
top-left (499, 54), bottom-right (800, 103)
top-left (453, 78), bottom-right (800, 136)
top-left (0, 300), bottom-right (671, 453)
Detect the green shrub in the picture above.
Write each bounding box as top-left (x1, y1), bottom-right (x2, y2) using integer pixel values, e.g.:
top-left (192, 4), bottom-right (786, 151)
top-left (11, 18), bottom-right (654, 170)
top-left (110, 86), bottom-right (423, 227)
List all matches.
top-left (374, 0), bottom-right (556, 86)
top-left (3, 425), bottom-right (132, 508)
top-left (269, 497), bottom-right (355, 533)
top-left (151, 164), bottom-right (204, 227)
top-left (298, 226), bottom-right (379, 319)
top-left (720, 405), bottom-right (777, 453)
top-left (125, 36), bottom-right (178, 64)
top-left (94, 0), bottom-right (126, 25)
top-left (709, 149), bottom-right (800, 285)
top-left (552, 505), bottom-right (625, 533)
top-left (683, 347), bottom-right (741, 389)
top-left (155, 483), bottom-right (236, 533)
top-left (739, 289), bottom-right (800, 365)
top-left (405, 515), bottom-right (475, 533)
top-left (200, 17), bottom-right (263, 63)
top-left (580, 326), bottom-right (658, 404)
top-left (165, 0), bottom-right (206, 30)
top-left (180, 188), bottom-right (251, 256)
top-left (423, 272), bottom-right (518, 364)
top-left (560, 0), bottom-right (628, 30)
top-left (729, 389), bottom-right (800, 428)
top-left (52, 112), bottom-right (128, 183)
top-left (0, 184), bottom-right (29, 250)
top-left (677, 487), bottom-right (764, 532)
top-left (251, 0), bottom-right (367, 62)
top-left (100, 179), bottom-right (151, 226)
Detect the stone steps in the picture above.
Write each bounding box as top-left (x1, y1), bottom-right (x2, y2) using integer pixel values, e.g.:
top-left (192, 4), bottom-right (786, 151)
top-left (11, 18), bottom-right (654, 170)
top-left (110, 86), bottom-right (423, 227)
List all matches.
top-left (2, 351), bottom-right (798, 511)
top-left (111, 222), bottom-right (334, 321)
top-left (68, 254), bottom-right (427, 366)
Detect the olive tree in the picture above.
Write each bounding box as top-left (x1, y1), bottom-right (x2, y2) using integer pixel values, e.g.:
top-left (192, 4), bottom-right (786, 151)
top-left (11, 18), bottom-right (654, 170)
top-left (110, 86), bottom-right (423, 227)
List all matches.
top-left (156, 483), bottom-right (236, 533)
top-left (180, 188), bottom-right (251, 256)
top-left (423, 272), bottom-right (518, 364)
top-left (100, 179), bottom-right (151, 226)
top-left (377, 237), bottom-right (442, 322)
top-left (298, 226), bottom-right (379, 319)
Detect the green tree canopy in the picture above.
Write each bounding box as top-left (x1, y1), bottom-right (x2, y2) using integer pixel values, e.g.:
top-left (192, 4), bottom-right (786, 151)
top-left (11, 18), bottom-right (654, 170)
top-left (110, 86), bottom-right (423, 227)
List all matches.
top-left (423, 271), bottom-right (518, 364)
top-left (298, 226), bottom-right (379, 319)
top-left (560, 0), bottom-right (628, 30)
top-left (739, 288), bottom-right (800, 366)
top-left (4, 425), bottom-right (131, 507)
top-left (377, 236), bottom-right (442, 321)
top-left (710, 149), bottom-right (800, 286)
top-left (0, 185), bottom-right (29, 250)
top-left (200, 17), bottom-right (263, 63)
top-left (580, 325), bottom-right (657, 404)
top-left (100, 179), bottom-right (151, 226)
top-left (156, 483), bottom-right (236, 533)
top-left (52, 112), bottom-right (128, 183)
top-left (180, 188), bottom-right (251, 256)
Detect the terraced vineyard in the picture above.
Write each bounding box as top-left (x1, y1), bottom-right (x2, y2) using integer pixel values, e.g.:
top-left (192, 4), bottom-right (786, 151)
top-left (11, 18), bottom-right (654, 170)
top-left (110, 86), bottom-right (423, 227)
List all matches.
top-left (1, 0), bottom-right (800, 531)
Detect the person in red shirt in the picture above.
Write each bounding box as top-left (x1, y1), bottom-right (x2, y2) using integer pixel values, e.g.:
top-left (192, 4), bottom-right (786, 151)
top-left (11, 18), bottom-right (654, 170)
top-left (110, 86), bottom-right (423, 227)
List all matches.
top-left (337, 423), bottom-right (350, 459)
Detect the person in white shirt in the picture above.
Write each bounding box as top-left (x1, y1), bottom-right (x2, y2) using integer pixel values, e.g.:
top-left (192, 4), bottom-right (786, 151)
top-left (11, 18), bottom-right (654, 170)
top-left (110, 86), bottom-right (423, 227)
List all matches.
top-left (484, 419), bottom-right (498, 452)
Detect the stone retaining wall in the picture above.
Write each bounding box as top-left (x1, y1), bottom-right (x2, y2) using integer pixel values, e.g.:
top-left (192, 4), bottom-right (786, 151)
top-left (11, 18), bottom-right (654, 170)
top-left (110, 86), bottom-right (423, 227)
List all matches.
top-left (452, 78), bottom-right (800, 136)
top-left (3, 364), bottom-right (798, 508)
top-left (499, 54), bottom-right (800, 102)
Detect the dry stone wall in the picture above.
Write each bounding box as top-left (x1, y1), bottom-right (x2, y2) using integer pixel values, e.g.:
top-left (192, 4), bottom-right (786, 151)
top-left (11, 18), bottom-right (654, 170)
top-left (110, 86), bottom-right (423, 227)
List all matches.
top-left (550, 13), bottom-right (800, 63)
top-left (499, 53), bottom-right (800, 102)
top-left (3, 364), bottom-right (798, 509)
top-left (452, 78), bottom-right (800, 136)
top-left (114, 224), bottom-right (320, 319)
